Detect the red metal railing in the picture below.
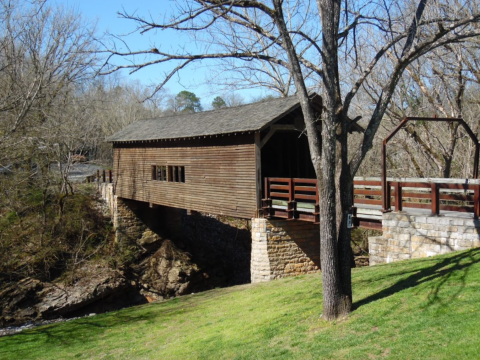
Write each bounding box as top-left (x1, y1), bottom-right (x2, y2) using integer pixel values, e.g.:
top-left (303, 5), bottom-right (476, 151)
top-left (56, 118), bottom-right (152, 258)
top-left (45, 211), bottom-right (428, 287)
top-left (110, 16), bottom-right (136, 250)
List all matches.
top-left (381, 117), bottom-right (479, 211)
top-left (263, 177), bottom-right (480, 221)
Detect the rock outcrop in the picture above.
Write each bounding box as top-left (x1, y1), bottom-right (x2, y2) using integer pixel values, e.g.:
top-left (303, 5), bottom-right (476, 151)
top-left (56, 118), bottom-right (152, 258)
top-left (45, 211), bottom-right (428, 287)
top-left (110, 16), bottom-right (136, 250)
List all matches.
top-left (0, 278), bottom-right (43, 327)
top-left (1, 194), bottom-right (252, 328)
top-left (37, 266), bottom-right (128, 319)
top-left (0, 266), bottom-right (129, 327)
top-left (138, 239), bottom-right (206, 301)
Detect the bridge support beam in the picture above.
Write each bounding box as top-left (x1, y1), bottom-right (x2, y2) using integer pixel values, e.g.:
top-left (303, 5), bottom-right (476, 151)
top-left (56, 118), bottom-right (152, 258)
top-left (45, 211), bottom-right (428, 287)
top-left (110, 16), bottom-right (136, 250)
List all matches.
top-left (369, 212), bottom-right (480, 265)
top-left (251, 218), bottom-right (320, 283)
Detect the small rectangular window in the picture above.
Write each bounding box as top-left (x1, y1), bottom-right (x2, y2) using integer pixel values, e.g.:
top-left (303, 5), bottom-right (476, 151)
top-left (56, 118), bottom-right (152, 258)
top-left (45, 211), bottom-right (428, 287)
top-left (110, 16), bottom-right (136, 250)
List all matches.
top-left (153, 165), bottom-right (185, 183)
top-left (152, 165), bottom-right (168, 181)
top-left (178, 166), bottom-right (185, 183)
top-left (167, 165), bottom-right (185, 183)
top-left (151, 165), bottom-right (157, 180)
top-left (175, 166), bottom-right (180, 182)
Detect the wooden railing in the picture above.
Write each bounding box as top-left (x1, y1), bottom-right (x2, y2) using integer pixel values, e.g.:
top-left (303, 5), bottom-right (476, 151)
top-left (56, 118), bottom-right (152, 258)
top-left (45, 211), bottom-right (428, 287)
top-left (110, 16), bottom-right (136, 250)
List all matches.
top-left (353, 180), bottom-right (480, 218)
top-left (89, 169), bottom-right (114, 184)
top-left (353, 180), bottom-right (382, 209)
top-left (387, 181), bottom-right (480, 218)
top-left (262, 177), bottom-right (319, 222)
top-left (263, 177), bottom-right (480, 222)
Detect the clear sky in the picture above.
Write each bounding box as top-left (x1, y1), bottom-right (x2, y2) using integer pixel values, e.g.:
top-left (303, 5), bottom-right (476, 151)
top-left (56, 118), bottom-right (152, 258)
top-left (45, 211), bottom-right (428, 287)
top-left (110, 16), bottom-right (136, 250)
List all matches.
top-left (54, 0), bottom-right (267, 106)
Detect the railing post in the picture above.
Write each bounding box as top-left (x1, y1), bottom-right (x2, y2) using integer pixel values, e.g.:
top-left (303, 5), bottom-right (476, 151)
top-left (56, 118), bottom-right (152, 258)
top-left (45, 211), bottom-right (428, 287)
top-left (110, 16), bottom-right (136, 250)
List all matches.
top-left (102, 170), bottom-right (106, 183)
top-left (96, 170), bottom-right (100, 184)
top-left (431, 183), bottom-right (440, 216)
top-left (474, 185), bottom-right (480, 220)
top-left (288, 178), bottom-right (294, 202)
top-left (262, 198), bottom-right (272, 218)
top-left (384, 181), bottom-right (391, 211)
top-left (109, 170), bottom-right (113, 183)
top-left (287, 178), bottom-right (296, 219)
top-left (394, 182), bottom-right (402, 212)
top-left (264, 177), bottom-right (270, 199)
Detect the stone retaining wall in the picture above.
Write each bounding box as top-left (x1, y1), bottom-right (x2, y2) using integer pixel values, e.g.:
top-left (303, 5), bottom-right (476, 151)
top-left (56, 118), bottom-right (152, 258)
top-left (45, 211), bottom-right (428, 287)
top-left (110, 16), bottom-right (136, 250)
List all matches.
top-left (369, 212), bottom-right (480, 265)
top-left (98, 183), bottom-right (115, 218)
top-left (98, 183), bottom-right (151, 247)
top-left (251, 218), bottom-right (320, 283)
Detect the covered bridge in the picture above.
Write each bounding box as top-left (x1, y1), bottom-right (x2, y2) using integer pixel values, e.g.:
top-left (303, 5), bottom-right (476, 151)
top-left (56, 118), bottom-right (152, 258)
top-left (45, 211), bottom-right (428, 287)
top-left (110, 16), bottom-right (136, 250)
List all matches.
top-left (107, 94), bottom-right (327, 219)
top-left (105, 95), bottom-right (480, 280)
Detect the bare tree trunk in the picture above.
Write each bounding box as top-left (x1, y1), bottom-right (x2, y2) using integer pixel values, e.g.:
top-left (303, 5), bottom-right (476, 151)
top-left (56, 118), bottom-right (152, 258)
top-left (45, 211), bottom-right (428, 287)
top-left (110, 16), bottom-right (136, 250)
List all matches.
top-left (336, 123), bottom-right (353, 307)
top-left (273, 0), bottom-right (350, 320)
top-left (318, 0), bottom-right (352, 320)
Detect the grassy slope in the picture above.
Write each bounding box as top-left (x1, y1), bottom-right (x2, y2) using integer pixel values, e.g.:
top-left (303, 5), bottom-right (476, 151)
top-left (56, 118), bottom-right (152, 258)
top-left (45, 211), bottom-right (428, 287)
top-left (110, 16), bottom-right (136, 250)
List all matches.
top-left (1, 249), bottom-right (480, 360)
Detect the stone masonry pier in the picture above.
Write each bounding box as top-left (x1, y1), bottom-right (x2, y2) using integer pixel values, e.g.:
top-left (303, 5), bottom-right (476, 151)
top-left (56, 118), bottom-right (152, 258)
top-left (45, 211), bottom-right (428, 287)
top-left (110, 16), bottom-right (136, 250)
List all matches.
top-left (251, 218), bottom-right (320, 283)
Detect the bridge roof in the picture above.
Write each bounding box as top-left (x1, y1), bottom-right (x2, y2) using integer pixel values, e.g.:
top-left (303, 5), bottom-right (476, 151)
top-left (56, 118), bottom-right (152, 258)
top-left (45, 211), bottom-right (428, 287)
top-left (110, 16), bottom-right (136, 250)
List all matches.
top-left (106, 94), bottom-right (319, 143)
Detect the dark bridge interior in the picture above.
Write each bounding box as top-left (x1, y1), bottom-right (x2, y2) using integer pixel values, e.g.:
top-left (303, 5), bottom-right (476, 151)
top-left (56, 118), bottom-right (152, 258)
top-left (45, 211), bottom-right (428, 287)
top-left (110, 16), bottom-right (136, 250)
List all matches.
top-left (261, 131), bottom-right (315, 179)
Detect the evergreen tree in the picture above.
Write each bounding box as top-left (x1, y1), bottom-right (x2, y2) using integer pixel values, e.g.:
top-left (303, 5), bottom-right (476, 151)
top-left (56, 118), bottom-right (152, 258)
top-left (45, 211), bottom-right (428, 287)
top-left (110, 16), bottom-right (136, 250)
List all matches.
top-left (175, 91), bottom-right (202, 113)
top-left (212, 96), bottom-right (227, 109)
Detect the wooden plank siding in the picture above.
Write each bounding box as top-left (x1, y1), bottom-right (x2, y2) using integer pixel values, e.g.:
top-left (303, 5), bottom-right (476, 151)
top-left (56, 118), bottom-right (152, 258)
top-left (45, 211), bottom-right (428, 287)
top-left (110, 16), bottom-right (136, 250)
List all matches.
top-left (113, 135), bottom-right (258, 218)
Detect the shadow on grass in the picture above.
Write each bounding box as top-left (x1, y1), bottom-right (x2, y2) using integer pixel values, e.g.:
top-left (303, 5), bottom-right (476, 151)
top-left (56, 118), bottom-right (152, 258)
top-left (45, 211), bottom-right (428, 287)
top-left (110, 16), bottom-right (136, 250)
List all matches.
top-left (354, 248), bottom-right (480, 311)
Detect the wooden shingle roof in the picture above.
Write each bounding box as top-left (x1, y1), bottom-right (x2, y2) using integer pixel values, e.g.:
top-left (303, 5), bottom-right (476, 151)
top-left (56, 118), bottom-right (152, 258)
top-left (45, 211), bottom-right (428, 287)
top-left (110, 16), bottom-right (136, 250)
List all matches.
top-left (106, 95), bottom-right (311, 143)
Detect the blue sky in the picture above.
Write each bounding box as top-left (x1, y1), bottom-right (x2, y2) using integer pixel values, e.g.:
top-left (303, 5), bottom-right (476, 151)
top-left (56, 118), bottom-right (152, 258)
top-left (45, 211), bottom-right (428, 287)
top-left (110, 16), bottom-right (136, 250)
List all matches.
top-left (55, 0), bottom-right (267, 106)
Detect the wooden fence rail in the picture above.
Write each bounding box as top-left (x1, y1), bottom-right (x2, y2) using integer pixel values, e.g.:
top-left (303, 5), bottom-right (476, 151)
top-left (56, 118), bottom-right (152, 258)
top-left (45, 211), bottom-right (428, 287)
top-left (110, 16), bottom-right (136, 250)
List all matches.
top-left (263, 177), bottom-right (480, 222)
top-left (263, 177), bottom-right (319, 222)
top-left (90, 170), bottom-right (114, 184)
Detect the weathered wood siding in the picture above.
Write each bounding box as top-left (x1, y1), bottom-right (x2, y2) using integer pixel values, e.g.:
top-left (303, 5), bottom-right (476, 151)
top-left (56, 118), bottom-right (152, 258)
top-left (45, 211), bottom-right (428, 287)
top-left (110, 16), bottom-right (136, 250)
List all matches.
top-left (113, 135), bottom-right (257, 218)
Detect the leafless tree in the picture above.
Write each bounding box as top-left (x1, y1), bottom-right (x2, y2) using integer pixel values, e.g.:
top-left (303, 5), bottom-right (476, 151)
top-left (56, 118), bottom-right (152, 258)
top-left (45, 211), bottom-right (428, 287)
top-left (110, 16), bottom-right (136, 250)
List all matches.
top-left (80, 77), bottom-right (166, 161)
top-left (0, 0), bottom-right (99, 208)
top-left (362, 43), bottom-right (480, 179)
top-left (223, 92), bottom-right (245, 107)
top-left (103, 0), bottom-right (480, 320)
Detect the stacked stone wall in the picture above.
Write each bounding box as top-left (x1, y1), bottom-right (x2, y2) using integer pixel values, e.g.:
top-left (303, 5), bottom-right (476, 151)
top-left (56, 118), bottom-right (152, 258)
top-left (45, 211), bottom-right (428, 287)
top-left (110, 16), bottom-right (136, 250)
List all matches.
top-left (98, 183), bottom-right (115, 218)
top-left (369, 213), bottom-right (480, 265)
top-left (251, 218), bottom-right (320, 283)
top-left (114, 198), bottom-right (149, 247)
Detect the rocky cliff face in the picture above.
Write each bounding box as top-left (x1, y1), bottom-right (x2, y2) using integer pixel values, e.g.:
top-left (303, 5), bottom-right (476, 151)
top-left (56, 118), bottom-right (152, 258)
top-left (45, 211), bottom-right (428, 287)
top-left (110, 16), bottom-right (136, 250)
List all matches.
top-left (138, 239), bottom-right (205, 301)
top-left (0, 266), bottom-right (131, 327)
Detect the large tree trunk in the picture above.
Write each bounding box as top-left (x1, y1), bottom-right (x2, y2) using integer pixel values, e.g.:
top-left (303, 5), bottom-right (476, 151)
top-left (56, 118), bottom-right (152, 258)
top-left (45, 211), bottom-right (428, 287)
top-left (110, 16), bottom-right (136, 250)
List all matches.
top-left (274, 0), bottom-right (352, 320)
top-left (336, 122), bottom-right (353, 308)
top-left (319, 116), bottom-right (348, 320)
top-left (317, 0), bottom-right (352, 320)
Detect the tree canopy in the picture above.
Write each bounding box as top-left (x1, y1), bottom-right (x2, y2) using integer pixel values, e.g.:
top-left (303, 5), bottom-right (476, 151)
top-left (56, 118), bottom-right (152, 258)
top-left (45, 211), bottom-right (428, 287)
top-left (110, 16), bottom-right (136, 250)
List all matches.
top-left (212, 96), bottom-right (227, 109)
top-left (174, 90), bottom-right (203, 113)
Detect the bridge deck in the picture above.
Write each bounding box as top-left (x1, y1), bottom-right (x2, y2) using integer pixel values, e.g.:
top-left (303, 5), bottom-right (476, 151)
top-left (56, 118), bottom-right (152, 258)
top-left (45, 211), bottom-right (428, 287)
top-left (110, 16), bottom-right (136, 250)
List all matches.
top-left (263, 177), bottom-right (480, 230)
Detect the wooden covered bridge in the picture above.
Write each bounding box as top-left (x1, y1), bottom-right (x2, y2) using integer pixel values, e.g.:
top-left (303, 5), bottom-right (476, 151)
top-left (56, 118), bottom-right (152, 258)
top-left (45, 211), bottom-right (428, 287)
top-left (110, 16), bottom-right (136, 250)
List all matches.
top-left (106, 94), bottom-right (480, 281)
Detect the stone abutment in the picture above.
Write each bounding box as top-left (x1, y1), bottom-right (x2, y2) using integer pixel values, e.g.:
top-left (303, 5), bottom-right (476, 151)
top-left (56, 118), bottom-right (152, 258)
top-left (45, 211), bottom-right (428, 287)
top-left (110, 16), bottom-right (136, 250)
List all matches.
top-left (251, 218), bottom-right (320, 283)
top-left (369, 212), bottom-right (480, 265)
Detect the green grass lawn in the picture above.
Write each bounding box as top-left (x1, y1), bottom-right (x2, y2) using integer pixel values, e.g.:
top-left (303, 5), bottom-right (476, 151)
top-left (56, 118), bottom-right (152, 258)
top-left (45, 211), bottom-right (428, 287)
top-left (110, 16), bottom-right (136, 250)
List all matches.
top-left (2, 248), bottom-right (480, 360)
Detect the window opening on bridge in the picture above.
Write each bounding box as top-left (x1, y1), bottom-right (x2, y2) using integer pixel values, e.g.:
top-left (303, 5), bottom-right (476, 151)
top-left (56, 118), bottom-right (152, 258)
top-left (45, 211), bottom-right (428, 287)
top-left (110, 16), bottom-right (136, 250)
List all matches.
top-left (151, 165), bottom-right (167, 181)
top-left (152, 165), bottom-right (185, 183)
top-left (168, 165), bottom-right (185, 183)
